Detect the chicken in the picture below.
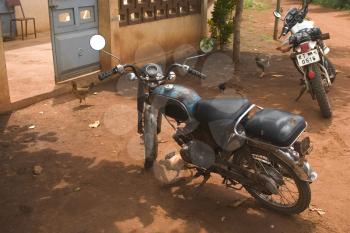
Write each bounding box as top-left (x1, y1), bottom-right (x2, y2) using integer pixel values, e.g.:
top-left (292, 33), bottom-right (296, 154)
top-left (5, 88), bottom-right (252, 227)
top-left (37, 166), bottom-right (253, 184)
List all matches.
top-left (218, 82), bottom-right (227, 93)
top-left (255, 55), bottom-right (271, 78)
top-left (71, 81), bottom-right (94, 105)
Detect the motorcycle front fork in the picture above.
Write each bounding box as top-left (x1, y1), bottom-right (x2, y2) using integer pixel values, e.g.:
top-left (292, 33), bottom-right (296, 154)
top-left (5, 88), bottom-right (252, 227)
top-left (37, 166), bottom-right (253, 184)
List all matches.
top-left (137, 81), bottom-right (162, 135)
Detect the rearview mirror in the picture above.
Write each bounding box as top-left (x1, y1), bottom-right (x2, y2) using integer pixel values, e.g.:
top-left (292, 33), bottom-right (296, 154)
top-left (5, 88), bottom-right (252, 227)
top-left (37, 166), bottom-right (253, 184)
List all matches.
top-left (273, 11), bottom-right (282, 19)
top-left (126, 72), bottom-right (137, 81)
top-left (199, 37), bottom-right (215, 54)
top-left (90, 35), bottom-right (106, 51)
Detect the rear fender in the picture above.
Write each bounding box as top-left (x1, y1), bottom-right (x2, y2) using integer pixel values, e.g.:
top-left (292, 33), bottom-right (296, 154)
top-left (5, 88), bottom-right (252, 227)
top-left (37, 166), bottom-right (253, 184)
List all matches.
top-left (272, 148), bottom-right (317, 182)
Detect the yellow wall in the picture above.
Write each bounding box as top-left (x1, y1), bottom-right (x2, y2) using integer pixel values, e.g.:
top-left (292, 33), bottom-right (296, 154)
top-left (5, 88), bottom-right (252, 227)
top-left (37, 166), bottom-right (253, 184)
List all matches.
top-left (118, 15), bottom-right (203, 65)
top-left (14, 0), bottom-right (50, 34)
top-left (0, 21), bottom-right (10, 106)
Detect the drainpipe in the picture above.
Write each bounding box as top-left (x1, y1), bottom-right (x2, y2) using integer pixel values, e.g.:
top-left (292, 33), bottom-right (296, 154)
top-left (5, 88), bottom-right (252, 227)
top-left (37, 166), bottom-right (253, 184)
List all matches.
top-left (0, 20), bottom-right (11, 107)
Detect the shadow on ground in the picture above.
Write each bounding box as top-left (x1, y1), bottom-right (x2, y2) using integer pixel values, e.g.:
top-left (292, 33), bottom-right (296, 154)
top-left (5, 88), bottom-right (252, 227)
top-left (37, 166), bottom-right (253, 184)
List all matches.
top-left (0, 119), bottom-right (317, 233)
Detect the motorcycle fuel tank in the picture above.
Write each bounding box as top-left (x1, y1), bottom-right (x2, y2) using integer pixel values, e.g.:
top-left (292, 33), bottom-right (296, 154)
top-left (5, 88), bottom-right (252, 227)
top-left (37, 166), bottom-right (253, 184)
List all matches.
top-left (151, 84), bottom-right (201, 122)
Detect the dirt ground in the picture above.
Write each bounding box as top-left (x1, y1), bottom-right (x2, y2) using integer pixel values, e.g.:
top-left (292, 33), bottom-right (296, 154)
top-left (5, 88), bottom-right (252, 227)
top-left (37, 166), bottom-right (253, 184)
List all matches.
top-left (1, 1), bottom-right (350, 233)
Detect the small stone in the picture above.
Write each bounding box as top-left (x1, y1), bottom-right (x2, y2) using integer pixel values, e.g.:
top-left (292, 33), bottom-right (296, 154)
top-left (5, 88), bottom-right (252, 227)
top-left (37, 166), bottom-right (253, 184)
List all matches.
top-left (33, 165), bottom-right (43, 175)
top-left (89, 121), bottom-right (100, 128)
top-left (270, 224), bottom-right (275, 229)
top-left (227, 198), bottom-right (249, 208)
top-left (28, 125), bottom-right (36, 129)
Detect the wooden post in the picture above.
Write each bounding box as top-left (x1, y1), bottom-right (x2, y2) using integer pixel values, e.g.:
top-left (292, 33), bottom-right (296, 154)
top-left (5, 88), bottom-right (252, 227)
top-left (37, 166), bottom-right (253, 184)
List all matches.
top-left (232, 0), bottom-right (244, 65)
top-left (0, 20), bottom-right (11, 106)
top-left (98, 0), bottom-right (120, 70)
top-left (201, 0), bottom-right (209, 38)
top-left (273, 0), bottom-right (282, 40)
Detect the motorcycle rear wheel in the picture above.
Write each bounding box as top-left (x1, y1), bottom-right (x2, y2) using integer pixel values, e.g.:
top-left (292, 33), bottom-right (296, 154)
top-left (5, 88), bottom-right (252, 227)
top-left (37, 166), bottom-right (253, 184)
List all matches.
top-left (235, 147), bottom-right (311, 215)
top-left (309, 63), bottom-right (332, 118)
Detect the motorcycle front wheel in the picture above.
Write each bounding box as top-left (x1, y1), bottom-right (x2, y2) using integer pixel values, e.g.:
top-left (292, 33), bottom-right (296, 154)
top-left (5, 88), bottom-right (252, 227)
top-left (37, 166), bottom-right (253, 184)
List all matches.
top-left (143, 104), bottom-right (158, 170)
top-left (235, 147), bottom-right (311, 215)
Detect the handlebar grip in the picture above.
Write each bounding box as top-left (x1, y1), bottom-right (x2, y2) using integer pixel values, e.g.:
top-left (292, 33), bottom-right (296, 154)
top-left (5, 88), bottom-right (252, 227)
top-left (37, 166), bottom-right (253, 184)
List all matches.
top-left (98, 69), bottom-right (115, 81)
top-left (321, 33), bottom-right (330, 40)
top-left (187, 67), bottom-right (207, 79)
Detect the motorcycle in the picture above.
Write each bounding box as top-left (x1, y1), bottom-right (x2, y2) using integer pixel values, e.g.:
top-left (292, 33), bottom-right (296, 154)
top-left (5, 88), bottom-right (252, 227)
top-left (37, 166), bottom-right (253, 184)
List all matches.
top-left (274, 0), bottom-right (336, 118)
top-left (90, 35), bottom-right (317, 214)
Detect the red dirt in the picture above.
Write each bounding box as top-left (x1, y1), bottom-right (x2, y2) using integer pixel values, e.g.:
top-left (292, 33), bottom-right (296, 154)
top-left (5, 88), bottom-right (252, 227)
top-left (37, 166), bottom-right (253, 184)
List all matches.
top-left (1, 1), bottom-right (350, 233)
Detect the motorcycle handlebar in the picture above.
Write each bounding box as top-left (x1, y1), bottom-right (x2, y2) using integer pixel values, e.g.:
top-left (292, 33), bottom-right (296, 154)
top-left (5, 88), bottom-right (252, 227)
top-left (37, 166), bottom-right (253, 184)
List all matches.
top-left (187, 67), bottom-right (207, 79)
top-left (321, 33), bottom-right (330, 40)
top-left (98, 64), bottom-right (129, 81)
top-left (281, 26), bottom-right (289, 37)
top-left (98, 63), bottom-right (207, 82)
top-left (98, 69), bottom-right (116, 81)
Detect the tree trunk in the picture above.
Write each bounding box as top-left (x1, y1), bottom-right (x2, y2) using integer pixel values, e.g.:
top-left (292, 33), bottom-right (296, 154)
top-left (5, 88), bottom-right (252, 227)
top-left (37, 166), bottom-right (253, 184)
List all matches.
top-left (233, 0), bottom-right (244, 65)
top-left (273, 0), bottom-right (282, 40)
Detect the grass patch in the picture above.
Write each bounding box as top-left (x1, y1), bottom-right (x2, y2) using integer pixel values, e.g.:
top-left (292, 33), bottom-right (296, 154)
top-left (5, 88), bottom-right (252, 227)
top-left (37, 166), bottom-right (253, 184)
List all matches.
top-left (260, 33), bottom-right (273, 42)
top-left (313, 0), bottom-right (350, 9)
top-left (244, 0), bottom-right (270, 10)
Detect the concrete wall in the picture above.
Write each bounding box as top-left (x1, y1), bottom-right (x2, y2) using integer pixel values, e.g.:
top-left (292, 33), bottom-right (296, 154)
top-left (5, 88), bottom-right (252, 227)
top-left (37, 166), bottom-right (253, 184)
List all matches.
top-left (0, 21), bottom-right (10, 106)
top-left (99, 0), bottom-right (207, 69)
top-left (14, 0), bottom-right (50, 34)
top-left (119, 15), bottom-right (203, 65)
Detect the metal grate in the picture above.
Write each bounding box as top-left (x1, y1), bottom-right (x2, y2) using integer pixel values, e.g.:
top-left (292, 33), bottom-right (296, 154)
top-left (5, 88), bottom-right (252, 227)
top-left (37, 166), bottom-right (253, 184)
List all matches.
top-left (119, 0), bottom-right (201, 26)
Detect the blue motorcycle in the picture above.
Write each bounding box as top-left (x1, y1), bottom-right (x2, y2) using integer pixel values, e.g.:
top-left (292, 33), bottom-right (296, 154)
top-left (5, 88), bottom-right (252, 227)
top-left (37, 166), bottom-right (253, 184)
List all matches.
top-left (90, 35), bottom-right (317, 214)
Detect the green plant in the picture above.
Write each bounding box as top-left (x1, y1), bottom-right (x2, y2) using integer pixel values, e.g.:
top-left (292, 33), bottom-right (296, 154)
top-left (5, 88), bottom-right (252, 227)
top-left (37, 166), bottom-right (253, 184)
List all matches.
top-left (244, 0), bottom-right (254, 8)
top-left (313, 0), bottom-right (350, 9)
top-left (208, 0), bottom-right (236, 50)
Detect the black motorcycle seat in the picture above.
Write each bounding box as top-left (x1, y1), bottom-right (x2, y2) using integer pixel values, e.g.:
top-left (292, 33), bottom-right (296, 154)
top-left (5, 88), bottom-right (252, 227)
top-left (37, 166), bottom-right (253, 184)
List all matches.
top-left (194, 98), bottom-right (252, 123)
top-left (245, 109), bottom-right (307, 147)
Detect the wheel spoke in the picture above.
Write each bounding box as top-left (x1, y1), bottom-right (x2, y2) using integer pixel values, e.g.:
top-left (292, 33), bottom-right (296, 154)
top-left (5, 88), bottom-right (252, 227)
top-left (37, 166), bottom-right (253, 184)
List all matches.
top-left (244, 153), bottom-right (301, 207)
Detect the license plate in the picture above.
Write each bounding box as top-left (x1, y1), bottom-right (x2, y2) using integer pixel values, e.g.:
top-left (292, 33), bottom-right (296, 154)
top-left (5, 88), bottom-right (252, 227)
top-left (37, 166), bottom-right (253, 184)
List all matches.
top-left (296, 49), bottom-right (321, 67)
top-left (294, 137), bottom-right (312, 156)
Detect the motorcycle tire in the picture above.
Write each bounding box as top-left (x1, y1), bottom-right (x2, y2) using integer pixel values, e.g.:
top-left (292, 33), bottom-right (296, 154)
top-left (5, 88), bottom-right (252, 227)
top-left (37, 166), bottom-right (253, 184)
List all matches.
top-left (143, 104), bottom-right (158, 170)
top-left (235, 147), bottom-right (311, 215)
top-left (309, 63), bottom-right (332, 118)
top-left (324, 56), bottom-right (336, 83)
top-left (293, 58), bottom-right (304, 76)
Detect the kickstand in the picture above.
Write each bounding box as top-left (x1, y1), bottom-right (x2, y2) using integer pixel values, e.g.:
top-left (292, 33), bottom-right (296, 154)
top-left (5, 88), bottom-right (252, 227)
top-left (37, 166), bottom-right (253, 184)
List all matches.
top-left (191, 171), bottom-right (211, 197)
top-left (295, 86), bottom-right (307, 102)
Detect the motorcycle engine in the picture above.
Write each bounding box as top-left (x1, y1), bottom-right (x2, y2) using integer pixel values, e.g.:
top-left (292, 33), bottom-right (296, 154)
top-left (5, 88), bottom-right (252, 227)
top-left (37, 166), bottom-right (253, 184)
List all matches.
top-left (180, 140), bottom-right (216, 169)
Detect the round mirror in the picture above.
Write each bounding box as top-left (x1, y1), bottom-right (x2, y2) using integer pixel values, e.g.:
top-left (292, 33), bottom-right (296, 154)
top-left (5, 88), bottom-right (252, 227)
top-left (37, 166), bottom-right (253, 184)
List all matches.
top-left (90, 35), bottom-right (106, 51)
top-left (126, 72), bottom-right (137, 81)
top-left (199, 37), bottom-right (215, 53)
top-left (273, 11), bottom-right (282, 18)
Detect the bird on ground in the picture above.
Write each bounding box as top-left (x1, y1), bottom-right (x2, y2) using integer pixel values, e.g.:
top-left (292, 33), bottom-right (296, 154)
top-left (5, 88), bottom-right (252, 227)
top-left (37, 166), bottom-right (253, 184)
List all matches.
top-left (255, 55), bottom-right (271, 78)
top-left (71, 81), bottom-right (95, 105)
top-left (218, 82), bottom-right (227, 93)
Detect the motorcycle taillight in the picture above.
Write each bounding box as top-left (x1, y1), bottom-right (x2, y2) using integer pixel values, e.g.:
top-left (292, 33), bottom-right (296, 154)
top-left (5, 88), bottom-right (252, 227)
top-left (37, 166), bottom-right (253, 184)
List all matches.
top-left (299, 42), bottom-right (310, 53)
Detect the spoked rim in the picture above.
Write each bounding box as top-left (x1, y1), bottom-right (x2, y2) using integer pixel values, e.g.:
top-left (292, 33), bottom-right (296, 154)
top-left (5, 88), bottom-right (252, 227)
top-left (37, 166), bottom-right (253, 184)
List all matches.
top-left (241, 153), bottom-right (301, 208)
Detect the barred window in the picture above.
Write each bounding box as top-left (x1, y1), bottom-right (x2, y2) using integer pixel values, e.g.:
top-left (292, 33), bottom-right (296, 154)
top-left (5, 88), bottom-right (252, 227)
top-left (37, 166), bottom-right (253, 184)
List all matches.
top-left (119, 0), bottom-right (201, 26)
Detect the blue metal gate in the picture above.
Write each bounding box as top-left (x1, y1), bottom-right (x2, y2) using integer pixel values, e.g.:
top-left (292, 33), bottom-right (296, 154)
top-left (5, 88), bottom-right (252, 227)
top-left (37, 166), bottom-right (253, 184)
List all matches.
top-left (49, 0), bottom-right (99, 82)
